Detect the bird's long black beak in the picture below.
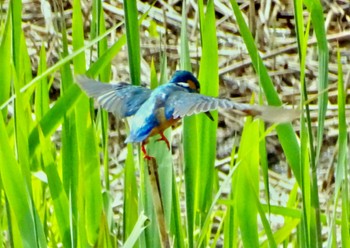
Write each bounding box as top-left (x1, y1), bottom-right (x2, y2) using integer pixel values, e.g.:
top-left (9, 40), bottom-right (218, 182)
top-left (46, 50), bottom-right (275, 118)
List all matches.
top-left (204, 111), bottom-right (214, 121)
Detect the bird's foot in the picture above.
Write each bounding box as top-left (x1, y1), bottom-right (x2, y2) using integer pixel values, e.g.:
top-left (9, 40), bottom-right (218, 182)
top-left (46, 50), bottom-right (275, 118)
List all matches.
top-left (156, 132), bottom-right (170, 150)
top-left (143, 154), bottom-right (154, 160)
top-left (141, 142), bottom-right (154, 160)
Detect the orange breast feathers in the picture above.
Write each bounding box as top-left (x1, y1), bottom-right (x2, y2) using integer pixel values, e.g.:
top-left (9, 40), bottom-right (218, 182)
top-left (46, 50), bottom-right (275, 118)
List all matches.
top-left (148, 107), bottom-right (180, 137)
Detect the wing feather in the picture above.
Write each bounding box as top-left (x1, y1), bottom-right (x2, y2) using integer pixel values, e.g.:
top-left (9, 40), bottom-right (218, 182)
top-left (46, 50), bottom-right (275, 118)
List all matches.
top-left (166, 92), bottom-right (299, 123)
top-left (75, 75), bottom-right (151, 118)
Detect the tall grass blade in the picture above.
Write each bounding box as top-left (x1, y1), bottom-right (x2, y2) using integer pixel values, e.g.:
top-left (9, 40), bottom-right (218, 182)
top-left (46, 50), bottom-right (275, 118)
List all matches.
top-left (336, 48), bottom-right (349, 247)
top-left (298, 14), bottom-right (312, 247)
top-left (170, 173), bottom-right (185, 248)
top-left (10, 0), bottom-right (21, 72)
top-left (93, 0), bottom-right (111, 195)
top-left (180, 1), bottom-right (191, 70)
top-left (140, 159), bottom-right (161, 247)
top-left (13, 20), bottom-right (31, 188)
top-left (0, 5), bottom-right (11, 119)
top-left (234, 119), bottom-right (259, 247)
top-left (72, 0), bottom-right (86, 73)
top-left (224, 145), bottom-right (238, 247)
top-left (148, 55), bottom-right (174, 231)
top-left (230, 0), bottom-right (301, 183)
top-left (306, 1), bottom-right (328, 246)
top-left (58, 3), bottom-right (80, 244)
top-left (83, 123), bottom-right (103, 244)
top-left (180, 1), bottom-right (199, 246)
top-left (197, 0), bottom-right (219, 217)
top-left (124, 144), bottom-right (139, 243)
top-left (0, 11), bottom-right (11, 242)
top-left (295, 0), bottom-right (327, 245)
top-left (123, 0), bottom-right (141, 85)
top-left (303, 0), bottom-right (329, 165)
top-left (259, 120), bottom-right (271, 213)
top-left (39, 128), bottom-right (71, 246)
top-left (35, 45), bottom-right (50, 120)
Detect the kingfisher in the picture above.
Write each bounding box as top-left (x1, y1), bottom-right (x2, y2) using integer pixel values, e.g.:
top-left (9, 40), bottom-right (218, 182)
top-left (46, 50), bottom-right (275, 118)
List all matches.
top-left (76, 70), bottom-right (297, 159)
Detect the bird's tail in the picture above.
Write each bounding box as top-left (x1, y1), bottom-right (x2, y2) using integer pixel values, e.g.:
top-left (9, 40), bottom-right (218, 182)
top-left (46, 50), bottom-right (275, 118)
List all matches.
top-left (241, 105), bottom-right (300, 123)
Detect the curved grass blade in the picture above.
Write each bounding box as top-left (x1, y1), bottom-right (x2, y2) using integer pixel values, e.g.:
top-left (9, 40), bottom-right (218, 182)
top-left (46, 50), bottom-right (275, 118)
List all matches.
top-left (0, 22), bottom-right (124, 111)
top-left (123, 212), bottom-right (150, 248)
top-left (28, 30), bottom-right (127, 156)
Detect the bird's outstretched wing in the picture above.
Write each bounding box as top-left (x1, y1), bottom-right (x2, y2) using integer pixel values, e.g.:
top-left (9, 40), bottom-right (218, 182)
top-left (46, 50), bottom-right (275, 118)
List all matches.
top-left (75, 75), bottom-right (152, 118)
top-left (165, 91), bottom-right (299, 123)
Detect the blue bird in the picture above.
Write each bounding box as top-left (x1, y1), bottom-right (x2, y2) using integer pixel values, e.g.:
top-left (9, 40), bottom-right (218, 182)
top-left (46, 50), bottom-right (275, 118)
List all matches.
top-left (76, 70), bottom-right (298, 159)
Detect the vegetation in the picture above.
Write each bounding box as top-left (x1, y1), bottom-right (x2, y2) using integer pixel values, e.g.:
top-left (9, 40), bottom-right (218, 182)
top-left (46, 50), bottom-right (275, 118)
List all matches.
top-left (0, 0), bottom-right (348, 247)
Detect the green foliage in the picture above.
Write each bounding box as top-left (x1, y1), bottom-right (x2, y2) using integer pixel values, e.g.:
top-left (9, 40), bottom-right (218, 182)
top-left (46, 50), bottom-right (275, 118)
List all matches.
top-left (230, 0), bottom-right (301, 184)
top-left (123, 0), bottom-right (141, 86)
top-left (0, 0), bottom-right (347, 247)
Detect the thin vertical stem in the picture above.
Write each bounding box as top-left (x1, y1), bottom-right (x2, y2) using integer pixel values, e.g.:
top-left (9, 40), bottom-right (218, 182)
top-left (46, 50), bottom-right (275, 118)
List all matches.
top-left (147, 158), bottom-right (170, 248)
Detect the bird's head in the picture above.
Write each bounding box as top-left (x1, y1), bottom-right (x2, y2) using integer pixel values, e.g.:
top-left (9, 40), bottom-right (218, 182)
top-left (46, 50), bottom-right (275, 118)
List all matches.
top-left (169, 70), bottom-right (200, 93)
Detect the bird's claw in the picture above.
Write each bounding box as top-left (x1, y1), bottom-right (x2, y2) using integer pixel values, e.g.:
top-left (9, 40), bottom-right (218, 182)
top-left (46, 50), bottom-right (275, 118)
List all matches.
top-left (141, 149), bottom-right (155, 160)
top-left (143, 154), bottom-right (154, 160)
top-left (141, 133), bottom-right (170, 160)
top-left (156, 132), bottom-right (170, 150)
top-left (141, 142), bottom-right (154, 160)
